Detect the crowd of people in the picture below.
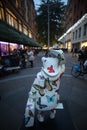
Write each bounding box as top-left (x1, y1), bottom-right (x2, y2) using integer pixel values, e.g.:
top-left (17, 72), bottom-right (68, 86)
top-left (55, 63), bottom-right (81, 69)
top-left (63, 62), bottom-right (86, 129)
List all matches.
top-left (6, 48), bottom-right (35, 68)
top-left (0, 48), bottom-right (36, 76)
top-left (1, 45), bottom-right (87, 76)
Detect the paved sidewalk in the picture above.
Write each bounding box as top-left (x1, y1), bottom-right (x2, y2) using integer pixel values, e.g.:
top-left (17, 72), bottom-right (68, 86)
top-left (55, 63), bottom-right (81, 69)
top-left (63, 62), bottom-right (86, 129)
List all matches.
top-left (0, 52), bottom-right (87, 130)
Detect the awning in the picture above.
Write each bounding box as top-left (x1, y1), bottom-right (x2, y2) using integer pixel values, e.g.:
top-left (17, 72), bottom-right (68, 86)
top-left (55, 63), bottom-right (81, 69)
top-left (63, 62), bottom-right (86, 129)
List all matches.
top-left (0, 22), bottom-right (22, 43)
top-left (21, 33), bottom-right (40, 47)
top-left (0, 21), bottom-right (41, 47)
top-left (29, 38), bottom-right (42, 47)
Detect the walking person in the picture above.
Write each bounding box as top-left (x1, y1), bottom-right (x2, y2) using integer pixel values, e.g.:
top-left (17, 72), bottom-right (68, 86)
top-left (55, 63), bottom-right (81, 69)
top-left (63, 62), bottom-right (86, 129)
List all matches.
top-left (27, 49), bottom-right (35, 67)
top-left (78, 46), bottom-right (85, 65)
top-left (83, 46), bottom-right (87, 70)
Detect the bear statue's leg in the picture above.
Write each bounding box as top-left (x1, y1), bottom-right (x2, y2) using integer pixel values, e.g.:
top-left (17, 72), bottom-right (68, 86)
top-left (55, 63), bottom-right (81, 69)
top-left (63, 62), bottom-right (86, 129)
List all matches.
top-left (50, 109), bottom-right (56, 119)
top-left (37, 111), bottom-right (44, 122)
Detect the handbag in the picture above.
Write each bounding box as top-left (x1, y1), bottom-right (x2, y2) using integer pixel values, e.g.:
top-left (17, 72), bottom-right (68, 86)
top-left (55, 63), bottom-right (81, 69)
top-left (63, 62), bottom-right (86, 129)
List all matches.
top-left (24, 98), bottom-right (35, 127)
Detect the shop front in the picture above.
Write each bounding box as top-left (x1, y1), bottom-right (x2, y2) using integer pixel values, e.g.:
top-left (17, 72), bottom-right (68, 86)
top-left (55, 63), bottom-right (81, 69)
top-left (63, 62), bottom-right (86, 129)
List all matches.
top-left (0, 21), bottom-right (41, 57)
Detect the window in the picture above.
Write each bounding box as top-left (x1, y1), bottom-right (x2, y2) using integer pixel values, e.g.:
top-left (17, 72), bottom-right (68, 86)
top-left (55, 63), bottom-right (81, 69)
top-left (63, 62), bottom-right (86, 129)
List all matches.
top-left (29, 31), bottom-right (32, 38)
top-left (0, 2), bottom-right (4, 20)
top-left (16, 0), bottom-right (18, 8)
top-left (83, 23), bottom-right (87, 36)
top-left (79, 27), bottom-right (81, 38)
top-left (13, 19), bottom-right (18, 29)
top-left (73, 32), bottom-right (75, 40)
top-left (23, 25), bottom-right (28, 35)
top-left (19, 20), bottom-right (22, 32)
top-left (75, 30), bottom-right (77, 39)
top-left (0, 41), bottom-right (9, 56)
top-left (6, 9), bottom-right (17, 28)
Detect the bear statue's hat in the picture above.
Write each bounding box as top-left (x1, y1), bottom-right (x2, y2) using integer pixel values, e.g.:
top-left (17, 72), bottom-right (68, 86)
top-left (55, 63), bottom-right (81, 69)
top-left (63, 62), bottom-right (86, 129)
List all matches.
top-left (41, 49), bottom-right (65, 81)
top-left (41, 57), bottom-right (60, 76)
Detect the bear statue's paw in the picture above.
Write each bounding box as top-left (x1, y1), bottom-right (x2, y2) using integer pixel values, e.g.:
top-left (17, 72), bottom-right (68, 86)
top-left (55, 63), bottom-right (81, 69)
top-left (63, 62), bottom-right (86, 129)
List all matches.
top-left (50, 110), bottom-right (56, 119)
top-left (37, 113), bottom-right (44, 122)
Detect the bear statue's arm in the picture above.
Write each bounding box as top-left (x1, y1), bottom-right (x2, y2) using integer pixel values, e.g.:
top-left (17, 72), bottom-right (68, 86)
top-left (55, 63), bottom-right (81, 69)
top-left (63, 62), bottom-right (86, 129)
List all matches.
top-left (28, 78), bottom-right (38, 100)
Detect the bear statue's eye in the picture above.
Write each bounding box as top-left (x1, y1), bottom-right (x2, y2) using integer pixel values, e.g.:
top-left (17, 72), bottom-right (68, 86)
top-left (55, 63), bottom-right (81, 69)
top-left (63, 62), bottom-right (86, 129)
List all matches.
top-left (44, 59), bottom-right (47, 62)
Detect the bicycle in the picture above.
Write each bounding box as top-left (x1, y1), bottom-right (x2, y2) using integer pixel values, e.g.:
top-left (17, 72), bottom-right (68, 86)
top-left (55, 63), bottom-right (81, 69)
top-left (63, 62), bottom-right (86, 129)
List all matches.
top-left (71, 62), bottom-right (87, 78)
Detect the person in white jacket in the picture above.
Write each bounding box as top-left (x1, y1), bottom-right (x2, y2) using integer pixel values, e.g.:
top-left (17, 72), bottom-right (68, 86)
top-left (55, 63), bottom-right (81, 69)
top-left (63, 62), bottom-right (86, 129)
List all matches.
top-left (27, 49), bottom-right (35, 67)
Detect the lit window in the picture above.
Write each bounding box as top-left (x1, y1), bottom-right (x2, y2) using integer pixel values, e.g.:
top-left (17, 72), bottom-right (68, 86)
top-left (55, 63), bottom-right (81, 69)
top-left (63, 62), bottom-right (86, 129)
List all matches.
top-left (29, 31), bottom-right (32, 38)
top-left (0, 6), bottom-right (4, 20)
top-left (6, 8), bottom-right (17, 28)
top-left (16, 0), bottom-right (18, 8)
top-left (23, 25), bottom-right (28, 35)
top-left (19, 20), bottom-right (22, 32)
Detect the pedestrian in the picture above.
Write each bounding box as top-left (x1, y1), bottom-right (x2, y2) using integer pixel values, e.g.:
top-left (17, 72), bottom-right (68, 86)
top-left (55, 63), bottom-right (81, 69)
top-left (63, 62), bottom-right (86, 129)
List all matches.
top-left (83, 46), bottom-right (87, 69)
top-left (78, 46), bottom-right (86, 67)
top-left (27, 49), bottom-right (35, 67)
top-left (74, 48), bottom-right (78, 57)
top-left (71, 48), bottom-right (74, 57)
top-left (20, 49), bottom-right (26, 68)
top-left (24, 48), bottom-right (65, 127)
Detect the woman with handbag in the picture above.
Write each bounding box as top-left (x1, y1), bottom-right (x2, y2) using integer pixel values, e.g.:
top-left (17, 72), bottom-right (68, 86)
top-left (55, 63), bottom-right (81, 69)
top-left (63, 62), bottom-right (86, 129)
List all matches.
top-left (27, 49), bottom-right (35, 67)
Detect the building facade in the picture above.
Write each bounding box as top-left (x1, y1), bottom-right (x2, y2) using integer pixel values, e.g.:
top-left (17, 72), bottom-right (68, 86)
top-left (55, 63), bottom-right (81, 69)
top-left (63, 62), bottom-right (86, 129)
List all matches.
top-left (66, 0), bottom-right (87, 30)
top-left (0, 0), bottom-right (39, 56)
top-left (71, 14), bottom-right (87, 49)
top-left (58, 0), bottom-right (87, 52)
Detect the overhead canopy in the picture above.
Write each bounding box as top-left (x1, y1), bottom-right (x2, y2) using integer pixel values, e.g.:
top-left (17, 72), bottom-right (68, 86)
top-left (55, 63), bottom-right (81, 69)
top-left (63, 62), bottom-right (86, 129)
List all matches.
top-left (21, 33), bottom-right (42, 47)
top-left (0, 22), bottom-right (22, 43)
top-left (0, 21), bottom-right (41, 47)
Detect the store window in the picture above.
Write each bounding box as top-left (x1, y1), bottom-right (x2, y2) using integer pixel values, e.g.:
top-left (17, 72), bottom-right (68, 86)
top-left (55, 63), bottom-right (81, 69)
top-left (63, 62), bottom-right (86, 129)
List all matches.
top-left (0, 41), bottom-right (19, 56)
top-left (0, 41), bottom-right (9, 56)
top-left (81, 41), bottom-right (87, 48)
top-left (9, 43), bottom-right (18, 54)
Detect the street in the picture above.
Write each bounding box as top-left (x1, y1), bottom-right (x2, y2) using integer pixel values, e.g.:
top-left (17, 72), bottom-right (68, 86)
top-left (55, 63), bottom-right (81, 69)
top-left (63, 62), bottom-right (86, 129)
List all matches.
top-left (0, 52), bottom-right (87, 130)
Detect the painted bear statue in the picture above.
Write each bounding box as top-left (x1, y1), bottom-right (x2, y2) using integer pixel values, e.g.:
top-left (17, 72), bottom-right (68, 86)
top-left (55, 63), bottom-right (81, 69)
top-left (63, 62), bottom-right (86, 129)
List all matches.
top-left (25, 49), bottom-right (65, 127)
